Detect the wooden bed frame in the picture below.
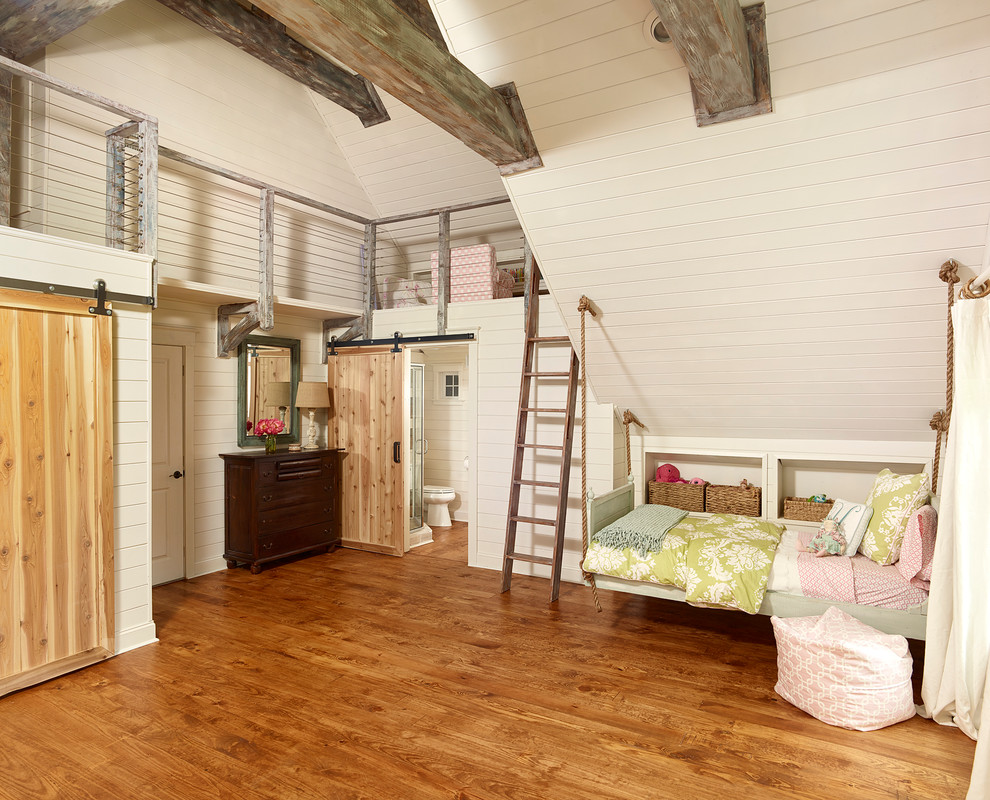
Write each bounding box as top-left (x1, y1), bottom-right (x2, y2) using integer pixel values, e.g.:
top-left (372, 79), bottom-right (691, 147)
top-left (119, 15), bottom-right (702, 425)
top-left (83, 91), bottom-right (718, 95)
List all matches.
top-left (586, 482), bottom-right (928, 640)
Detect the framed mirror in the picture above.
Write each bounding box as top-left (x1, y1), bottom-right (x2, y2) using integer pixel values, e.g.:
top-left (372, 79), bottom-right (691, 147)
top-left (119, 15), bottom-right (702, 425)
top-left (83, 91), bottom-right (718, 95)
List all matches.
top-left (237, 335), bottom-right (301, 447)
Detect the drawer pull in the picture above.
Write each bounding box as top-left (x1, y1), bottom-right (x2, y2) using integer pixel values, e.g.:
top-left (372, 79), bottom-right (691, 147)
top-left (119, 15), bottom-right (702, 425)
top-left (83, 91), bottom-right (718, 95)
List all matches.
top-left (262, 494), bottom-right (273, 503)
top-left (262, 542), bottom-right (274, 551)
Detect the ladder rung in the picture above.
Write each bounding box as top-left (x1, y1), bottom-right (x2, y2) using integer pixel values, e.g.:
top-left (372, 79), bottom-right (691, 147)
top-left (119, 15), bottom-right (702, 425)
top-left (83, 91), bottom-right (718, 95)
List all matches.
top-left (529, 336), bottom-right (570, 344)
top-left (520, 443), bottom-right (564, 451)
top-left (521, 407), bottom-right (567, 413)
top-left (524, 371), bottom-right (570, 377)
top-left (506, 553), bottom-right (554, 566)
top-left (514, 479), bottom-right (561, 488)
top-left (510, 515), bottom-right (557, 526)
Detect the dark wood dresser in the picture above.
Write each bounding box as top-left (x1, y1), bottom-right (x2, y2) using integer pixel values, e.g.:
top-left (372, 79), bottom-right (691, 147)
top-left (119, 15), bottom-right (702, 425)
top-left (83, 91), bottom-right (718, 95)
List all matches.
top-left (220, 449), bottom-right (343, 573)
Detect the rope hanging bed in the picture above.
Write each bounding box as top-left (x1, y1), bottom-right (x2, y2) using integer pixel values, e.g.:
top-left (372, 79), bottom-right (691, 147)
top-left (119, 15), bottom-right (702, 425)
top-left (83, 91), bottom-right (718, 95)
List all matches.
top-left (577, 295), bottom-right (646, 613)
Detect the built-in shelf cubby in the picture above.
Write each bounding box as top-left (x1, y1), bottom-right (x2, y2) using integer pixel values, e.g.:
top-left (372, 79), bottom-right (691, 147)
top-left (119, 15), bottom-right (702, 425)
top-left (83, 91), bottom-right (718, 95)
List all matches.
top-left (773, 455), bottom-right (928, 527)
top-left (645, 449), bottom-right (766, 517)
top-left (642, 446), bottom-right (932, 528)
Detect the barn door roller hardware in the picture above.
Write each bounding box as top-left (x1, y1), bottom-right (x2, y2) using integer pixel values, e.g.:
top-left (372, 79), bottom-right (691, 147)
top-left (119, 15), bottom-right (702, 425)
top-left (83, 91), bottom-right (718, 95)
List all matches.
top-left (327, 331), bottom-right (475, 356)
top-left (0, 276), bottom-right (153, 314)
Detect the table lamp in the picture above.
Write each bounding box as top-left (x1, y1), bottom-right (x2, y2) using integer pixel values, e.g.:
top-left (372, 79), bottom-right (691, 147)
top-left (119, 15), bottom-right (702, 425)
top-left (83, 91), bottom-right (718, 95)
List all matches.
top-left (268, 381), bottom-right (291, 426)
top-left (295, 381), bottom-right (330, 451)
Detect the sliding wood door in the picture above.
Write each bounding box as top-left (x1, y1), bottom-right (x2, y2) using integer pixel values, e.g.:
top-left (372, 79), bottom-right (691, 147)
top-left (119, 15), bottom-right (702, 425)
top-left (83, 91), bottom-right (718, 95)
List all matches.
top-left (0, 288), bottom-right (114, 697)
top-left (327, 346), bottom-right (409, 556)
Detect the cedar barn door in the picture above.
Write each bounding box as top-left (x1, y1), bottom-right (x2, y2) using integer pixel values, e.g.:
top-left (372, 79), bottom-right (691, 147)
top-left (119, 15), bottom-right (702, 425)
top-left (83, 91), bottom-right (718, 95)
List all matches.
top-left (0, 288), bottom-right (115, 697)
top-left (327, 346), bottom-right (409, 555)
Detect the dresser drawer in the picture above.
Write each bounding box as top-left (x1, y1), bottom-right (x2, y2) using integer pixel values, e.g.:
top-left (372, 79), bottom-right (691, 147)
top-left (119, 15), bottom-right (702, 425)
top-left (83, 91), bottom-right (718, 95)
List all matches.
top-left (257, 523), bottom-right (334, 559)
top-left (258, 499), bottom-right (332, 535)
top-left (257, 479), bottom-right (333, 511)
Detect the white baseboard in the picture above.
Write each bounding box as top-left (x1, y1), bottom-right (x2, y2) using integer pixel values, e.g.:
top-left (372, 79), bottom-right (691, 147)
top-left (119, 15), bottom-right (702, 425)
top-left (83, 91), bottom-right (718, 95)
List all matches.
top-left (115, 622), bottom-right (158, 655)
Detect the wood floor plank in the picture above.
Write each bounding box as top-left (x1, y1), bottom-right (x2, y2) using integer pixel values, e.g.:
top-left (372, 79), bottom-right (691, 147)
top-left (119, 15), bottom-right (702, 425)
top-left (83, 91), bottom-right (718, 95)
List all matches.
top-left (0, 524), bottom-right (975, 799)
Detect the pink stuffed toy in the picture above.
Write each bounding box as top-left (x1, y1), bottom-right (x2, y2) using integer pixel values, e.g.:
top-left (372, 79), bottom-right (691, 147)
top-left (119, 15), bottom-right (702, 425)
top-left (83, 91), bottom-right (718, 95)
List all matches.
top-left (656, 463), bottom-right (688, 484)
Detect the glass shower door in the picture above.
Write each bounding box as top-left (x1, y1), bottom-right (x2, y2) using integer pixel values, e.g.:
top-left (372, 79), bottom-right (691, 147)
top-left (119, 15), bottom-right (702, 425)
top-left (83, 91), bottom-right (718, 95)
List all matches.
top-left (409, 363), bottom-right (425, 530)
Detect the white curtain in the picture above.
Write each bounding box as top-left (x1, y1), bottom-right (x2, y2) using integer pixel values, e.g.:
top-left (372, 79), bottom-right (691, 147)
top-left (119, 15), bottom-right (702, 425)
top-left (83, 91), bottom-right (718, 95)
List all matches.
top-left (922, 297), bottom-right (990, 799)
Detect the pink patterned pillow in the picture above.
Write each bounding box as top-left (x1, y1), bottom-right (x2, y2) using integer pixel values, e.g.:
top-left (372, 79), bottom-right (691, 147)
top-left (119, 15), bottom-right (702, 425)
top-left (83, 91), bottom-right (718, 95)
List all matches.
top-left (772, 607), bottom-right (915, 731)
top-left (895, 505), bottom-right (937, 590)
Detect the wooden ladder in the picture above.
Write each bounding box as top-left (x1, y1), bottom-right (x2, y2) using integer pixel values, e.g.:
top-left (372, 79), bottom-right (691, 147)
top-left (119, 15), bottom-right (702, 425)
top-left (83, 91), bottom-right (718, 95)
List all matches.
top-left (500, 261), bottom-right (580, 602)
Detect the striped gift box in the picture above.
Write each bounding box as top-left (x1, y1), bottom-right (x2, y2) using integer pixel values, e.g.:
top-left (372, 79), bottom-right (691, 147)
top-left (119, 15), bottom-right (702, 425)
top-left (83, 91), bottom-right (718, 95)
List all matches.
top-left (430, 244), bottom-right (514, 303)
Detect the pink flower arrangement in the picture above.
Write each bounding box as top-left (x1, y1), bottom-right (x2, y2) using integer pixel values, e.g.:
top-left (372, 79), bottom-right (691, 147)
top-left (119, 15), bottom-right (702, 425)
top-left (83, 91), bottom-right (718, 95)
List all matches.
top-left (254, 418), bottom-right (285, 436)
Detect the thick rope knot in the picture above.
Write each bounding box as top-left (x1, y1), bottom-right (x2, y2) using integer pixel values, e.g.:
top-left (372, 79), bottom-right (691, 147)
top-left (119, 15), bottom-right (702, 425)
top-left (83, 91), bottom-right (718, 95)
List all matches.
top-left (939, 259), bottom-right (960, 285)
top-left (577, 295), bottom-right (597, 317)
top-left (929, 410), bottom-right (949, 433)
top-left (622, 409), bottom-right (645, 429)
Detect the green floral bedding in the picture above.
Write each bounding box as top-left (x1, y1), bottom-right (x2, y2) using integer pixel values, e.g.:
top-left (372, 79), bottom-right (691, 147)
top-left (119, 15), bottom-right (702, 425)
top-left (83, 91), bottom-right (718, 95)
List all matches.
top-left (583, 513), bottom-right (784, 614)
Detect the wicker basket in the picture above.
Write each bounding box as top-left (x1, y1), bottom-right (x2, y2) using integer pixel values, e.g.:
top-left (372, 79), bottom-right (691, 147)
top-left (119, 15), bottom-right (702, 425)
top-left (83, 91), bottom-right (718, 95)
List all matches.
top-left (705, 481), bottom-right (762, 517)
top-left (782, 497), bottom-right (834, 522)
top-left (648, 480), bottom-right (706, 513)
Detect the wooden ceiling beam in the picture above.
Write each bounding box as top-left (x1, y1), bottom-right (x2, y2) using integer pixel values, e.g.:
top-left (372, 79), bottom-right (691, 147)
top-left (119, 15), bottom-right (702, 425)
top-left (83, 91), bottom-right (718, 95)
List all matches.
top-left (650, 0), bottom-right (771, 125)
top-left (249, 0), bottom-right (541, 173)
top-left (391, 0), bottom-right (448, 52)
top-left (156, 0), bottom-right (389, 127)
top-left (0, 0), bottom-right (127, 59)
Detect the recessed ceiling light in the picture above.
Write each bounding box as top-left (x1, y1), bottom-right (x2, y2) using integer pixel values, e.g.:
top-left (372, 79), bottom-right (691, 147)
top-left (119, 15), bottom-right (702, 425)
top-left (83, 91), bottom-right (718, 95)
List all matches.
top-left (643, 10), bottom-right (671, 46)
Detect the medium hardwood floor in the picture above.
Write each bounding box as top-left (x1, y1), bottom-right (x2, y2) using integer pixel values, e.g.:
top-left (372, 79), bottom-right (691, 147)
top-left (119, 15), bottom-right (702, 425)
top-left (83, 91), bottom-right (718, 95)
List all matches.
top-left (0, 530), bottom-right (975, 800)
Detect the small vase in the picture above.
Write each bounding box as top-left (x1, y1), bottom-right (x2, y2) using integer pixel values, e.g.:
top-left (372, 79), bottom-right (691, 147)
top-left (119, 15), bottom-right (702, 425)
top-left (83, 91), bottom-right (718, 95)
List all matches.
top-left (264, 434), bottom-right (277, 454)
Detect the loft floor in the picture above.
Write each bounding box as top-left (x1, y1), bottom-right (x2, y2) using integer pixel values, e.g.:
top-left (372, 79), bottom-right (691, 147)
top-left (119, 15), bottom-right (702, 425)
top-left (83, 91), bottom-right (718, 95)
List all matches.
top-left (0, 533), bottom-right (973, 799)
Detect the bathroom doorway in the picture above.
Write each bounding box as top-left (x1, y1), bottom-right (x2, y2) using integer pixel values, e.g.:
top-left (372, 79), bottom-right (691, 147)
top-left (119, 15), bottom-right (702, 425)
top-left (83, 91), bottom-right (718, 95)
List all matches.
top-left (407, 342), bottom-right (475, 564)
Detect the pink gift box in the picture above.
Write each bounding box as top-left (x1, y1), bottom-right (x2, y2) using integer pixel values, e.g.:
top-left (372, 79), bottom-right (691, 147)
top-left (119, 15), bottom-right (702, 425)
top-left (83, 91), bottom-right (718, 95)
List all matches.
top-left (430, 244), bottom-right (514, 303)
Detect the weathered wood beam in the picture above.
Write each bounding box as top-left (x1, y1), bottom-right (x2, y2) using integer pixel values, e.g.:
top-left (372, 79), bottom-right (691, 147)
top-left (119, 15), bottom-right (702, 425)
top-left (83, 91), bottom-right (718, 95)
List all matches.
top-left (155, 0), bottom-right (389, 127)
top-left (104, 120), bottom-right (137, 250)
top-left (321, 316), bottom-right (362, 363)
top-left (258, 188), bottom-right (274, 331)
top-left (217, 302), bottom-right (260, 357)
top-left (249, 0), bottom-right (542, 172)
top-left (650, 0), bottom-right (771, 123)
top-left (363, 222), bottom-right (376, 338)
top-left (436, 210), bottom-right (449, 336)
top-left (392, 0), bottom-right (447, 52)
top-left (0, 0), bottom-right (127, 59)
top-left (137, 118), bottom-right (159, 305)
top-left (0, 68), bottom-right (10, 226)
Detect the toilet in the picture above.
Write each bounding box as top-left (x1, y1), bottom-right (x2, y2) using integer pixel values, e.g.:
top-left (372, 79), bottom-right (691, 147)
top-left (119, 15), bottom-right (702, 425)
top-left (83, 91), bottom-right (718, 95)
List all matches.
top-left (423, 485), bottom-right (456, 527)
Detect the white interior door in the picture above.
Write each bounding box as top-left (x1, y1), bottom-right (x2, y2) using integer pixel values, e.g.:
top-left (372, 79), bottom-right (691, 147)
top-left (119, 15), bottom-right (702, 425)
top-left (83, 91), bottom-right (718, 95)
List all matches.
top-left (152, 344), bottom-right (185, 585)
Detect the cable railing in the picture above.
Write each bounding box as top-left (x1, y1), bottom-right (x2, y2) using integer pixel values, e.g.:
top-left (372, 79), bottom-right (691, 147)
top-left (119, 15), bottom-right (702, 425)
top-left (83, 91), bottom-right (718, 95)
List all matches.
top-left (0, 53), bottom-right (158, 298)
top-left (0, 55), bottom-right (528, 332)
top-left (372, 197), bottom-right (525, 313)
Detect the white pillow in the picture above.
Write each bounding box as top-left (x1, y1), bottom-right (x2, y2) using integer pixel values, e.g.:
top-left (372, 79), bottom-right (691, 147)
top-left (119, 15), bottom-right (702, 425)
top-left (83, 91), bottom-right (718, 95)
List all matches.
top-left (825, 498), bottom-right (873, 556)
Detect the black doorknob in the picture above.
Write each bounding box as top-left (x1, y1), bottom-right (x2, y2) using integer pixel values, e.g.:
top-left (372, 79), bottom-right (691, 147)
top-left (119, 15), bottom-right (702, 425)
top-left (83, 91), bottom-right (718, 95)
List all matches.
top-left (171, 470), bottom-right (184, 479)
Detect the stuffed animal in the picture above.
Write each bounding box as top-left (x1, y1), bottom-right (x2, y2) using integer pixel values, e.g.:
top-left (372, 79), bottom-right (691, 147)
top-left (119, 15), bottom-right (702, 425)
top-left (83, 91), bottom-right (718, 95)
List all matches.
top-left (688, 477), bottom-right (706, 486)
top-left (656, 463), bottom-right (687, 483)
top-left (807, 518), bottom-right (847, 557)
top-left (808, 493), bottom-right (828, 504)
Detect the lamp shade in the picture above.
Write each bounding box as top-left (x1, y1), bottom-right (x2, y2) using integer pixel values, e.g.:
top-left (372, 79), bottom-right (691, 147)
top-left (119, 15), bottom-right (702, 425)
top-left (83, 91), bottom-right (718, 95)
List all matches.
top-left (267, 381), bottom-right (291, 407)
top-left (295, 381), bottom-right (330, 409)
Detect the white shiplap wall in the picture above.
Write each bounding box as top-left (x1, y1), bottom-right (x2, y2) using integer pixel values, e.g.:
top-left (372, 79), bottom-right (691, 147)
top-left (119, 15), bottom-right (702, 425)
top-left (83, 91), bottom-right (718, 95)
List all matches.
top-left (374, 298), bottom-right (617, 582)
top-left (0, 227), bottom-right (157, 654)
top-left (313, 88), bottom-right (510, 218)
top-left (152, 297), bottom-right (333, 577)
top-left (436, 0), bottom-right (990, 443)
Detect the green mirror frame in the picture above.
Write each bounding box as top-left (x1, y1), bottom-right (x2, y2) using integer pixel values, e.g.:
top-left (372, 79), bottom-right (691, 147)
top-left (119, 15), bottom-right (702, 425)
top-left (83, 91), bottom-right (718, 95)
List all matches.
top-left (237, 334), bottom-right (301, 448)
